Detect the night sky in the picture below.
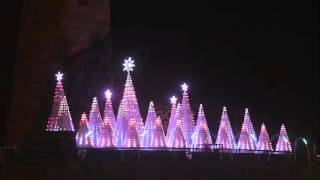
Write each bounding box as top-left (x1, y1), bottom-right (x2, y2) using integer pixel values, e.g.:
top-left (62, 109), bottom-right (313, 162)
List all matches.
top-left (1, 1), bottom-right (318, 145)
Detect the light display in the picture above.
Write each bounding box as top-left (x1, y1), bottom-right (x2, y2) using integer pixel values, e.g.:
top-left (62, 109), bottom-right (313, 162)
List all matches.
top-left (46, 72), bottom-right (74, 131)
top-left (166, 96), bottom-right (178, 147)
top-left (50, 58), bottom-right (294, 154)
top-left (103, 89), bottom-right (116, 132)
top-left (123, 118), bottom-right (141, 148)
top-left (100, 115), bottom-right (116, 147)
top-left (276, 124), bottom-right (292, 152)
top-left (150, 117), bottom-right (167, 148)
top-left (237, 108), bottom-right (257, 150)
top-left (256, 123), bottom-right (273, 151)
top-left (76, 113), bottom-right (91, 147)
top-left (180, 83), bottom-right (195, 147)
top-left (171, 104), bottom-right (187, 148)
top-left (115, 57), bottom-right (144, 147)
top-left (88, 97), bottom-right (104, 148)
top-left (215, 107), bottom-right (236, 149)
top-left (142, 101), bottom-right (157, 148)
top-left (192, 104), bottom-right (212, 148)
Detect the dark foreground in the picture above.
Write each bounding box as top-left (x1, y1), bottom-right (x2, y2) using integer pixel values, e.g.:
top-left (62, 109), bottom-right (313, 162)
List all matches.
top-left (0, 151), bottom-right (318, 180)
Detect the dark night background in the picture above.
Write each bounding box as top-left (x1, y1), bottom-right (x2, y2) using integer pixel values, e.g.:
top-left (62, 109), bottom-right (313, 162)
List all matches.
top-left (1, 1), bottom-right (318, 147)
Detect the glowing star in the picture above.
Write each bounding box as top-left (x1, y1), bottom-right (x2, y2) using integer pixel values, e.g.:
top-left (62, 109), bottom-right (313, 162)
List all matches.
top-left (170, 96), bottom-right (177, 105)
top-left (55, 71), bottom-right (63, 82)
top-left (181, 83), bottom-right (188, 92)
top-left (123, 57), bottom-right (135, 72)
top-left (105, 89), bottom-right (112, 100)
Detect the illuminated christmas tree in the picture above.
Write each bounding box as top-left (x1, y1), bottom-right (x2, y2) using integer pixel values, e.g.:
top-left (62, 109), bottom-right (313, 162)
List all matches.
top-left (166, 96), bottom-right (178, 147)
top-left (192, 104), bottom-right (212, 148)
top-left (180, 83), bottom-right (195, 147)
top-left (76, 113), bottom-right (91, 147)
top-left (171, 104), bottom-right (187, 148)
top-left (150, 117), bottom-right (167, 148)
top-left (215, 107), bottom-right (236, 149)
top-left (276, 124), bottom-right (292, 152)
top-left (88, 97), bottom-right (104, 148)
top-left (142, 101), bottom-right (157, 148)
top-left (116, 57), bottom-right (144, 147)
top-left (237, 108), bottom-right (257, 150)
top-left (100, 115), bottom-right (115, 147)
top-left (237, 122), bottom-right (254, 150)
top-left (103, 89), bottom-right (116, 132)
top-left (46, 72), bottom-right (74, 131)
top-left (256, 123), bottom-right (273, 151)
top-left (123, 118), bottom-right (141, 148)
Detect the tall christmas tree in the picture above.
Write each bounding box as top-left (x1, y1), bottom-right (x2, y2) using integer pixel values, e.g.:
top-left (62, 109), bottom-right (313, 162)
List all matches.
top-left (166, 96), bottom-right (177, 147)
top-left (116, 57), bottom-right (144, 147)
top-left (100, 115), bottom-right (116, 147)
top-left (142, 101), bottom-right (157, 148)
top-left (123, 118), bottom-right (141, 148)
top-left (171, 104), bottom-right (187, 148)
top-left (237, 108), bottom-right (257, 150)
top-left (76, 113), bottom-right (91, 147)
top-left (150, 117), bottom-right (167, 148)
top-left (46, 72), bottom-right (74, 131)
top-left (180, 83), bottom-right (195, 147)
top-left (276, 124), bottom-right (292, 152)
top-left (192, 104), bottom-right (213, 148)
top-left (215, 107), bottom-right (236, 149)
top-left (103, 89), bottom-right (116, 132)
top-left (256, 123), bottom-right (273, 151)
top-left (88, 97), bottom-right (104, 148)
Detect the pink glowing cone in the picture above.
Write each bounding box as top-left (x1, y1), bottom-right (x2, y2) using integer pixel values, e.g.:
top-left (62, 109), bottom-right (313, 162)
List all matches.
top-left (192, 104), bottom-right (212, 148)
top-left (172, 106), bottom-right (186, 148)
top-left (166, 98), bottom-right (178, 147)
top-left (88, 97), bottom-right (104, 148)
top-left (46, 72), bottom-right (74, 131)
top-left (180, 83), bottom-right (195, 147)
top-left (76, 113), bottom-right (91, 147)
top-left (215, 107), bottom-right (236, 149)
top-left (100, 116), bottom-right (115, 147)
top-left (103, 90), bottom-right (116, 133)
top-left (142, 102), bottom-right (157, 148)
top-left (257, 123), bottom-right (273, 151)
top-left (276, 124), bottom-right (292, 152)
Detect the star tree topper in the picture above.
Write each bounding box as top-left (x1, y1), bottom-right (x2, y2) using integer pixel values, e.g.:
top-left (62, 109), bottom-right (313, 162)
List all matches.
top-left (105, 89), bottom-right (112, 100)
top-left (123, 57), bottom-right (135, 72)
top-left (55, 71), bottom-right (63, 82)
top-left (181, 83), bottom-right (188, 92)
top-left (170, 96), bottom-right (177, 105)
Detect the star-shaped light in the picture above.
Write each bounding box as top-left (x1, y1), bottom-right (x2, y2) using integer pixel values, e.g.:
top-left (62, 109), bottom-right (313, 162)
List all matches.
top-left (123, 57), bottom-right (135, 72)
top-left (181, 83), bottom-right (188, 92)
top-left (105, 89), bottom-right (112, 100)
top-left (170, 96), bottom-right (177, 105)
top-left (55, 71), bottom-right (63, 82)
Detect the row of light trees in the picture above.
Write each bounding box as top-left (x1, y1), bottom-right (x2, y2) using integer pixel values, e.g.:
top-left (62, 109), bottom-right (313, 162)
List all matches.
top-left (46, 57), bottom-right (293, 153)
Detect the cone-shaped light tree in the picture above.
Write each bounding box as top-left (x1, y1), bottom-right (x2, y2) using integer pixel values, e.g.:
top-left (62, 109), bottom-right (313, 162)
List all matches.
top-left (215, 107), bottom-right (236, 149)
top-left (237, 108), bottom-right (257, 150)
top-left (103, 89), bottom-right (116, 132)
top-left (46, 72), bottom-right (74, 131)
top-left (192, 104), bottom-right (213, 148)
top-left (142, 101), bottom-right (157, 148)
top-left (172, 104), bottom-right (187, 148)
top-left (88, 97), bottom-right (104, 148)
top-left (257, 123), bottom-right (273, 151)
top-left (180, 83), bottom-right (195, 147)
top-left (276, 124), bottom-right (292, 152)
top-left (150, 117), bottom-right (167, 148)
top-left (100, 115), bottom-right (116, 147)
top-left (166, 96), bottom-right (177, 146)
top-left (123, 118), bottom-right (141, 148)
top-left (76, 113), bottom-right (91, 147)
top-left (116, 57), bottom-right (144, 147)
